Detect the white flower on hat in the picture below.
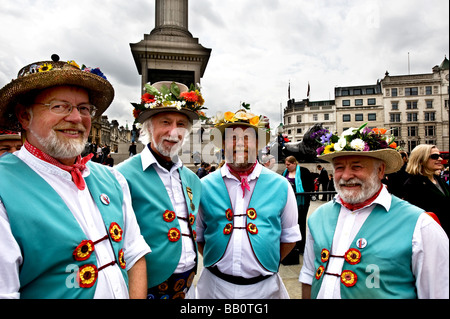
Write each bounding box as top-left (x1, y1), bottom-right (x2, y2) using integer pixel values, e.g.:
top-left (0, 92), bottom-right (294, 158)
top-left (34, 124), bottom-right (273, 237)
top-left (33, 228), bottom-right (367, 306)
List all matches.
top-left (335, 137), bottom-right (347, 151)
top-left (342, 127), bottom-right (358, 137)
top-left (350, 138), bottom-right (365, 151)
top-left (212, 111), bottom-right (224, 124)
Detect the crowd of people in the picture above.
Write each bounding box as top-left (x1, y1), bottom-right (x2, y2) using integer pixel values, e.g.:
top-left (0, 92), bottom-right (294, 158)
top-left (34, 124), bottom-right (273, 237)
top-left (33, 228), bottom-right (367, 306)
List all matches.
top-left (0, 55), bottom-right (448, 300)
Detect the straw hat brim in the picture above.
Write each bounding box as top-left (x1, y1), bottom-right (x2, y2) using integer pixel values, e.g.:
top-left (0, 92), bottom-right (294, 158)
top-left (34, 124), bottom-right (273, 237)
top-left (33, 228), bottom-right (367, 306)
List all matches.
top-left (318, 148), bottom-right (403, 174)
top-left (0, 69), bottom-right (114, 130)
top-left (210, 122), bottom-right (270, 150)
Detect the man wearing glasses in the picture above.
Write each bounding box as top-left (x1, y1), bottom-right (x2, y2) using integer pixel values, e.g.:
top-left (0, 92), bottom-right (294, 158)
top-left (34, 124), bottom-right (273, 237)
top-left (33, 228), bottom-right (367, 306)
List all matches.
top-left (0, 56), bottom-right (150, 299)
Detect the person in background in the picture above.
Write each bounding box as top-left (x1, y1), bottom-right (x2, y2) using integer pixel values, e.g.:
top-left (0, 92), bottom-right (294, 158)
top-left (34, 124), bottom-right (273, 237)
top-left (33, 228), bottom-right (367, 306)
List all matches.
top-left (0, 129), bottom-right (22, 156)
top-left (316, 165), bottom-right (328, 201)
top-left (403, 144), bottom-right (449, 236)
top-left (386, 150), bottom-right (410, 198)
top-left (282, 155), bottom-right (313, 257)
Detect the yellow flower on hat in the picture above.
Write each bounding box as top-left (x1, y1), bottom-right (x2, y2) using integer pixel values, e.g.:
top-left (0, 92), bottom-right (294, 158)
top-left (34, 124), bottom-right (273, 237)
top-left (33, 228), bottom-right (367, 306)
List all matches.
top-left (249, 116), bottom-right (260, 126)
top-left (38, 63), bottom-right (53, 72)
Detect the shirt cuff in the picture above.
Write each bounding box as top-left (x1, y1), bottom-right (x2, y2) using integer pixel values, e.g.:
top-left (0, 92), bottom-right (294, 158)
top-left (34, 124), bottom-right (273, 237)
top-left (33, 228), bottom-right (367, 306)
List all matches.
top-left (281, 224), bottom-right (302, 243)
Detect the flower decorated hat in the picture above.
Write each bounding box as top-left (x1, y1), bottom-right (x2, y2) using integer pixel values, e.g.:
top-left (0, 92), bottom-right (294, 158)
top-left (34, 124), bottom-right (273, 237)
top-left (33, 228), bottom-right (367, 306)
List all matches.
top-left (132, 81), bottom-right (207, 124)
top-left (0, 54), bottom-right (114, 130)
top-left (314, 123), bottom-right (403, 174)
top-left (210, 105), bottom-right (271, 150)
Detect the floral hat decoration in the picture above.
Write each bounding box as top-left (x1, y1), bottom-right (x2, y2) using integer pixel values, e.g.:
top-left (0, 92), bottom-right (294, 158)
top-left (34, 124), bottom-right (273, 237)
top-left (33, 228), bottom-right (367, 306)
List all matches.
top-left (0, 54), bottom-right (114, 130)
top-left (312, 123), bottom-right (403, 174)
top-left (132, 81), bottom-right (207, 124)
top-left (210, 103), bottom-right (271, 149)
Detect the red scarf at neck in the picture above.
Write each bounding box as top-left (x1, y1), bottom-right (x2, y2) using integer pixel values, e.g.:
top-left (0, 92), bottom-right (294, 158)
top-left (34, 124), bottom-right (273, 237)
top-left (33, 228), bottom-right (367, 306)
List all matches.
top-left (24, 141), bottom-right (93, 190)
top-left (226, 162), bottom-right (257, 197)
top-left (340, 185), bottom-right (383, 211)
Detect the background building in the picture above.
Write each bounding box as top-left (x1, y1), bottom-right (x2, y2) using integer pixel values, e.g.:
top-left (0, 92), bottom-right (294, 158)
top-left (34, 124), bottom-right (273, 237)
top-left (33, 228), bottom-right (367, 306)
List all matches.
top-left (283, 57), bottom-right (449, 153)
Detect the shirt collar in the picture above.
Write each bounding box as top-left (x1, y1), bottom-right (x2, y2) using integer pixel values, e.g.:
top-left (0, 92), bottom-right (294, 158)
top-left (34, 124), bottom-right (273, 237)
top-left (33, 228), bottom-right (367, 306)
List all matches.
top-left (140, 144), bottom-right (183, 173)
top-left (221, 162), bottom-right (262, 182)
top-left (334, 184), bottom-right (392, 212)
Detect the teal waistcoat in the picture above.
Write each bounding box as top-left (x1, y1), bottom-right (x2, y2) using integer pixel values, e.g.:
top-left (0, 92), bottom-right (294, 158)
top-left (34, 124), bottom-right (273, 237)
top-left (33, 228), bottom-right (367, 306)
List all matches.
top-left (309, 196), bottom-right (423, 299)
top-left (117, 154), bottom-right (201, 288)
top-left (0, 153), bottom-right (127, 299)
top-left (200, 167), bottom-right (289, 273)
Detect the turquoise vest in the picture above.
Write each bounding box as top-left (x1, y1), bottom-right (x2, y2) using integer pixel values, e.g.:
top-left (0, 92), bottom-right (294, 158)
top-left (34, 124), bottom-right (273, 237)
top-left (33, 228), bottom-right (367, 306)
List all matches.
top-left (200, 167), bottom-right (288, 273)
top-left (309, 196), bottom-right (423, 299)
top-left (0, 153), bottom-right (127, 299)
top-left (117, 154), bottom-right (201, 288)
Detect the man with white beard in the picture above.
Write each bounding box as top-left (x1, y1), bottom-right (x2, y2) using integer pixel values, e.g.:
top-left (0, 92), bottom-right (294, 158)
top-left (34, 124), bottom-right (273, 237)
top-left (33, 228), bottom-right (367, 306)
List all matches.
top-left (299, 124), bottom-right (449, 299)
top-left (0, 55), bottom-right (150, 299)
top-left (117, 82), bottom-right (204, 299)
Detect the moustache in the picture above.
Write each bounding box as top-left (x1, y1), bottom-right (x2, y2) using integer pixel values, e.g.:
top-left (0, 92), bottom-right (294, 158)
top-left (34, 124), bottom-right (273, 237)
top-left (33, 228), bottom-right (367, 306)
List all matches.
top-left (53, 124), bottom-right (87, 134)
top-left (338, 178), bottom-right (363, 187)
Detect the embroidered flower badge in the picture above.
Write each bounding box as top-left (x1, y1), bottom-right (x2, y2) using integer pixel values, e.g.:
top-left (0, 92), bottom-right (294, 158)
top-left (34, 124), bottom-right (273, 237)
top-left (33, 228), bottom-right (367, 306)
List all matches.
top-left (315, 266), bottom-right (325, 280)
top-left (247, 223), bottom-right (258, 235)
top-left (163, 210), bottom-right (176, 223)
top-left (189, 213), bottom-right (195, 225)
top-left (345, 248), bottom-right (362, 265)
top-left (321, 248), bottom-right (330, 263)
top-left (341, 270), bottom-right (358, 287)
top-left (247, 208), bottom-right (257, 220)
top-left (78, 264), bottom-right (98, 288)
top-left (118, 249), bottom-right (126, 269)
top-left (225, 208), bottom-right (233, 221)
top-left (109, 222), bottom-right (123, 242)
top-left (73, 240), bottom-right (95, 261)
top-left (168, 228), bottom-right (181, 242)
top-left (223, 223), bottom-right (233, 235)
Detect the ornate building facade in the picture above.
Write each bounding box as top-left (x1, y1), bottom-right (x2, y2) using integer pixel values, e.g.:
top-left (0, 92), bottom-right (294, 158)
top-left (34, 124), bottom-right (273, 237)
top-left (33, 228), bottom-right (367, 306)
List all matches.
top-left (283, 57), bottom-right (449, 153)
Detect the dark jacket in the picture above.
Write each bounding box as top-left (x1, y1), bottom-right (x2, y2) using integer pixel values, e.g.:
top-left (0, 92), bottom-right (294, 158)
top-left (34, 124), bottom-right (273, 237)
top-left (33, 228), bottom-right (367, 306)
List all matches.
top-left (403, 174), bottom-right (449, 236)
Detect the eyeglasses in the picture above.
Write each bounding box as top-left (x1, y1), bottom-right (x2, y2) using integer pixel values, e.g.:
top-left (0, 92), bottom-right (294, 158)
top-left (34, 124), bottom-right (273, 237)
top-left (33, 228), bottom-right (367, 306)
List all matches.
top-left (35, 100), bottom-right (97, 117)
top-left (429, 153), bottom-right (442, 160)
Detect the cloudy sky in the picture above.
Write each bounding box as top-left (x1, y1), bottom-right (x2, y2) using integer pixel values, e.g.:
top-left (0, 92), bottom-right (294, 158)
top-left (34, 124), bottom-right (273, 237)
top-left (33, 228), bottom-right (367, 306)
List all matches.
top-left (0, 0), bottom-right (448, 129)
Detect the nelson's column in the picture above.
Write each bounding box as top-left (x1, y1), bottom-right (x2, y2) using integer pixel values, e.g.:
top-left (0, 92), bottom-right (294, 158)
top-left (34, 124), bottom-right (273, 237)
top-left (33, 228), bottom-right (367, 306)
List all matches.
top-left (130, 0), bottom-right (211, 88)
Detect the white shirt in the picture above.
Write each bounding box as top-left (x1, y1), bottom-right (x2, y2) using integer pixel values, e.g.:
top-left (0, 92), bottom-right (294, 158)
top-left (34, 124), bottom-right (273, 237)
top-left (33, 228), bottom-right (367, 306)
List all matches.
top-left (0, 147), bottom-right (151, 299)
top-left (196, 163), bottom-right (301, 278)
top-left (139, 146), bottom-right (196, 273)
top-left (299, 186), bottom-right (449, 299)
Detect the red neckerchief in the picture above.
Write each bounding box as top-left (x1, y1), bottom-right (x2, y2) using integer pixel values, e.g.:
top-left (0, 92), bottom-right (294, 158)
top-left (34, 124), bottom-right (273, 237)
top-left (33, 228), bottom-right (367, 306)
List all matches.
top-left (226, 162), bottom-right (257, 197)
top-left (339, 185), bottom-right (383, 211)
top-left (24, 141), bottom-right (93, 190)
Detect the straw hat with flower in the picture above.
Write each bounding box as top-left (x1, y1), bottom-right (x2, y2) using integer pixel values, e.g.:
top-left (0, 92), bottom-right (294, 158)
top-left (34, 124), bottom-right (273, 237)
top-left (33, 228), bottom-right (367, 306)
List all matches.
top-left (313, 123), bottom-right (403, 174)
top-left (210, 104), bottom-right (271, 150)
top-left (132, 81), bottom-right (207, 124)
top-left (0, 54), bottom-right (114, 131)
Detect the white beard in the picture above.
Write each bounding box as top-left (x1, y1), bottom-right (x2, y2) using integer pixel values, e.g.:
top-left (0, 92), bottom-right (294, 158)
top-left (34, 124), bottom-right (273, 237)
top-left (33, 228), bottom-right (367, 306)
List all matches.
top-left (334, 172), bottom-right (381, 204)
top-left (29, 126), bottom-right (87, 159)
